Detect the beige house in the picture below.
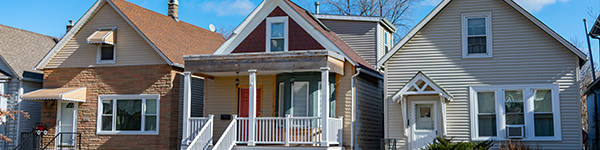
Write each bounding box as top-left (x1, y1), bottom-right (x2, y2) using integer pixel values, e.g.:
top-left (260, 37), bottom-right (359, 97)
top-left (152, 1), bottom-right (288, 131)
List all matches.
top-left (378, 0), bottom-right (586, 149)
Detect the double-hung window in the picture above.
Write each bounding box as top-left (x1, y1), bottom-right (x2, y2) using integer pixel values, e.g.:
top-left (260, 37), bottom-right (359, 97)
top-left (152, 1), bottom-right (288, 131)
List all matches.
top-left (462, 13), bottom-right (492, 58)
top-left (470, 85), bottom-right (560, 140)
top-left (97, 94), bottom-right (159, 135)
top-left (266, 17), bottom-right (288, 52)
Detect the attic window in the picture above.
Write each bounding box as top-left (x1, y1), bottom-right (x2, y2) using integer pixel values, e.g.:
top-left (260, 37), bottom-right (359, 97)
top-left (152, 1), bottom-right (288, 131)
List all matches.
top-left (97, 44), bottom-right (116, 64)
top-left (266, 17), bottom-right (288, 52)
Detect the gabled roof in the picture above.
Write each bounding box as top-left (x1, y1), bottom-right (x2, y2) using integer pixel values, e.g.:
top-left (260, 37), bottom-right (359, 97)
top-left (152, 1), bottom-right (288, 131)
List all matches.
top-left (391, 71), bottom-right (453, 102)
top-left (211, 0), bottom-right (373, 70)
top-left (36, 0), bottom-right (225, 70)
top-left (0, 24), bottom-right (57, 79)
top-left (377, 0), bottom-right (588, 67)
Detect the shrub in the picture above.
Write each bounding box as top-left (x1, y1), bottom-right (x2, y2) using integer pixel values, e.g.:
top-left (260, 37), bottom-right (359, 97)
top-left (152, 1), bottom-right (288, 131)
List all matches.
top-left (424, 136), bottom-right (493, 150)
top-left (498, 140), bottom-right (541, 150)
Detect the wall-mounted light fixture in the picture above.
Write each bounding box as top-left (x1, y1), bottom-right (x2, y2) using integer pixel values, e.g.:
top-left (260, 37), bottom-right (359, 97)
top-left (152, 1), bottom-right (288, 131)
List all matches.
top-left (234, 72), bottom-right (240, 87)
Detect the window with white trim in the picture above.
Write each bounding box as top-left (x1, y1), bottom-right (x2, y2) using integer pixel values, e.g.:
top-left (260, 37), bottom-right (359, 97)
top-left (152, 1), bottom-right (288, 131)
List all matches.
top-left (462, 12), bottom-right (492, 58)
top-left (266, 17), bottom-right (288, 52)
top-left (470, 85), bottom-right (561, 140)
top-left (97, 44), bottom-right (115, 64)
top-left (97, 94), bottom-right (159, 135)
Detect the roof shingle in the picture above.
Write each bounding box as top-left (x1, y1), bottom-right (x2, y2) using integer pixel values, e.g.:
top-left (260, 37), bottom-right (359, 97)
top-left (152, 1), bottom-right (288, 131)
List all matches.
top-left (0, 24), bottom-right (57, 79)
top-left (110, 0), bottom-right (226, 65)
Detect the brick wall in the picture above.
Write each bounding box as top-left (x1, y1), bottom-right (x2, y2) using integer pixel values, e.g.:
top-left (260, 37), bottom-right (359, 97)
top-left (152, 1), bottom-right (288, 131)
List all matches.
top-left (41, 65), bottom-right (183, 149)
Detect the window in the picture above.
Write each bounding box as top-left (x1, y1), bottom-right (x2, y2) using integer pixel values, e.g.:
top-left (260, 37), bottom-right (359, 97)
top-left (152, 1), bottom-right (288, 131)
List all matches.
top-left (97, 94), bottom-right (159, 135)
top-left (470, 85), bottom-right (560, 141)
top-left (292, 82), bottom-right (309, 117)
top-left (266, 17), bottom-right (288, 52)
top-left (384, 33), bottom-right (390, 54)
top-left (462, 12), bottom-right (492, 58)
top-left (97, 44), bottom-right (115, 64)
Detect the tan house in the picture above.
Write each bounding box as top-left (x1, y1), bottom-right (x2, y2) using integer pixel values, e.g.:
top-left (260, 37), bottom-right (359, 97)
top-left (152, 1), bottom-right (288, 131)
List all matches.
top-left (180, 0), bottom-right (394, 149)
top-left (22, 0), bottom-right (224, 149)
top-left (378, 0), bottom-right (587, 149)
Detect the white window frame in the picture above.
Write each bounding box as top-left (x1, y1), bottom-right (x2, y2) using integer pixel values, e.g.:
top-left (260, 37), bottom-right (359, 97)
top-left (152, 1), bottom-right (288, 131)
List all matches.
top-left (265, 17), bottom-right (289, 52)
top-left (469, 84), bottom-right (561, 141)
top-left (461, 12), bottom-right (492, 58)
top-left (96, 94), bottom-right (160, 135)
top-left (96, 44), bottom-right (116, 64)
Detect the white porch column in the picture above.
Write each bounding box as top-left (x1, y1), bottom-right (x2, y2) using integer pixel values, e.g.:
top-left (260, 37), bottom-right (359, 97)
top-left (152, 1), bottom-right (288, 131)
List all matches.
top-left (182, 72), bottom-right (192, 146)
top-left (248, 70), bottom-right (258, 146)
top-left (320, 67), bottom-right (330, 146)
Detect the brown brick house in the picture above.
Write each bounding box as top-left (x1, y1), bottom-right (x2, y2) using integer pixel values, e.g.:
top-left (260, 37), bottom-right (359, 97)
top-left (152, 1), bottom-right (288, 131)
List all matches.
top-left (23, 0), bottom-right (224, 149)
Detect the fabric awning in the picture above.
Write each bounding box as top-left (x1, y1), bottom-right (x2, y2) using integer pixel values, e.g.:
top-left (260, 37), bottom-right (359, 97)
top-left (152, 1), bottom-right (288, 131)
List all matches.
top-left (87, 28), bottom-right (116, 45)
top-left (23, 87), bottom-right (86, 102)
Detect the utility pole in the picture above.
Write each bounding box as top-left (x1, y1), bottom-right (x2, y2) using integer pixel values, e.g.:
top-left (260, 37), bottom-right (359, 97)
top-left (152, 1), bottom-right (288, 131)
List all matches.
top-left (585, 19), bottom-right (596, 80)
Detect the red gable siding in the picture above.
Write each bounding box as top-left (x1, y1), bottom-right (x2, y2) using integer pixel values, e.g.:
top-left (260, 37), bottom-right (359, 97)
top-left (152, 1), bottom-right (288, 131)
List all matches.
top-left (232, 7), bottom-right (324, 53)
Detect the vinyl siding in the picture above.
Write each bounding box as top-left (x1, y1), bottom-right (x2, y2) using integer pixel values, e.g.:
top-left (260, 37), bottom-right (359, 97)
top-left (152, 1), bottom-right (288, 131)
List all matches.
top-left (321, 20), bottom-right (378, 66)
top-left (205, 75), bottom-right (274, 142)
top-left (335, 61), bottom-right (354, 148)
top-left (46, 3), bottom-right (166, 68)
top-left (356, 73), bottom-right (384, 149)
top-left (377, 25), bottom-right (385, 62)
top-left (384, 0), bottom-right (582, 149)
top-left (18, 80), bottom-right (42, 143)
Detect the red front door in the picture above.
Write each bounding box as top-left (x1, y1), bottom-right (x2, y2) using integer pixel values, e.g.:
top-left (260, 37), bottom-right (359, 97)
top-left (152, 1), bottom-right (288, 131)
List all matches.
top-left (239, 88), bottom-right (261, 117)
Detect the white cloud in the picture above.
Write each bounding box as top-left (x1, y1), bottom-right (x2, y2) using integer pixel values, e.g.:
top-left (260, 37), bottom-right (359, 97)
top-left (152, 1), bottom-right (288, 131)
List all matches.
top-left (200, 0), bottom-right (256, 16)
top-left (513, 0), bottom-right (569, 13)
top-left (421, 0), bottom-right (442, 6)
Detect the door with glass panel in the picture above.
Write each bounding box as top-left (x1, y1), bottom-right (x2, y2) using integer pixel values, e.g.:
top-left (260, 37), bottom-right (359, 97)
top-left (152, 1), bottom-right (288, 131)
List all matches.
top-left (409, 101), bottom-right (437, 150)
top-left (57, 102), bottom-right (77, 146)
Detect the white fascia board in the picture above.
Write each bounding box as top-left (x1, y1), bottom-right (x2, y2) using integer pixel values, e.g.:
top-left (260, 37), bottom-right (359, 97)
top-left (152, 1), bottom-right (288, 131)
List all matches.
top-left (0, 55), bottom-right (18, 79)
top-left (377, 0), bottom-right (450, 67)
top-left (211, 0), bottom-right (357, 66)
top-left (106, 0), bottom-right (174, 66)
top-left (35, 0), bottom-right (105, 70)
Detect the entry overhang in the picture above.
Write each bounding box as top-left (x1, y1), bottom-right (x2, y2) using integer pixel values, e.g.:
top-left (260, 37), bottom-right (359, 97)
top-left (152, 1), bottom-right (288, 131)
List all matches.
top-left (23, 87), bottom-right (87, 102)
top-left (184, 50), bottom-right (345, 76)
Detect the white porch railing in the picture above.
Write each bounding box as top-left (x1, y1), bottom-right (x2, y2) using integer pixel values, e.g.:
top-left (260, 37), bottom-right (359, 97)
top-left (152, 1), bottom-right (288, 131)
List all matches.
top-left (328, 116), bottom-right (343, 145)
top-left (186, 115), bottom-right (214, 150)
top-left (212, 115), bottom-right (238, 150)
top-left (234, 115), bottom-right (343, 146)
top-left (187, 116), bottom-right (212, 142)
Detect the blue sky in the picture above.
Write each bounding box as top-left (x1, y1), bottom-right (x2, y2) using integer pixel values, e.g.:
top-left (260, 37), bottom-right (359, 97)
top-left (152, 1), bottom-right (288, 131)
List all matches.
top-left (1, 0), bottom-right (599, 62)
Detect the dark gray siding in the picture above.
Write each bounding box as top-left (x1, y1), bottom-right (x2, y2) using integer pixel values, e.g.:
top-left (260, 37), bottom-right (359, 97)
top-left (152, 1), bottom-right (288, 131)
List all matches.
top-left (356, 73), bottom-right (384, 149)
top-left (321, 20), bottom-right (378, 66)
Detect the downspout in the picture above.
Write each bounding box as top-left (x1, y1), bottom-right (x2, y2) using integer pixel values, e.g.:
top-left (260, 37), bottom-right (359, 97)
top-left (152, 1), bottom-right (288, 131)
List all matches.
top-left (350, 68), bottom-right (361, 150)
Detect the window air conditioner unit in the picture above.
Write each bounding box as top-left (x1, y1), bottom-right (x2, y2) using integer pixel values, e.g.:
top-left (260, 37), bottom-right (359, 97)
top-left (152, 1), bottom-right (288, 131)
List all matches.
top-left (506, 125), bottom-right (525, 138)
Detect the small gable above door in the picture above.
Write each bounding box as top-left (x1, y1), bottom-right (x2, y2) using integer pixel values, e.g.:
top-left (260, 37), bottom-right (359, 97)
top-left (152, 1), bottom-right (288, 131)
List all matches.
top-left (232, 7), bottom-right (324, 53)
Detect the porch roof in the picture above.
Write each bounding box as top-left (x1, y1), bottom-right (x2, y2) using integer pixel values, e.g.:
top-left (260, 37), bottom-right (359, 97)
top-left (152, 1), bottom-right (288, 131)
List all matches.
top-left (22, 87), bottom-right (86, 102)
top-left (184, 50), bottom-right (346, 76)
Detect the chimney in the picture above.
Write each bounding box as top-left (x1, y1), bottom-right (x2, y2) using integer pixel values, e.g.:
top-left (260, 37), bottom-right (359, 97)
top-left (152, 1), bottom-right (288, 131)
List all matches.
top-left (314, 1), bottom-right (320, 14)
top-left (168, 0), bottom-right (179, 21)
top-left (66, 20), bottom-right (75, 33)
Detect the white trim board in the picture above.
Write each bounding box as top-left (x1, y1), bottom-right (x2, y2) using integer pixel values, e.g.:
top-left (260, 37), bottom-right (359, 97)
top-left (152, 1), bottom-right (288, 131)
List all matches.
top-left (376, 0), bottom-right (587, 67)
top-left (35, 0), bottom-right (175, 70)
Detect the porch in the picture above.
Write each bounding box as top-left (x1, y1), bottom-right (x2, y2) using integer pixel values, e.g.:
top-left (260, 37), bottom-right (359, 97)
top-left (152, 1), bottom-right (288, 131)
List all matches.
top-left (181, 51), bottom-right (346, 150)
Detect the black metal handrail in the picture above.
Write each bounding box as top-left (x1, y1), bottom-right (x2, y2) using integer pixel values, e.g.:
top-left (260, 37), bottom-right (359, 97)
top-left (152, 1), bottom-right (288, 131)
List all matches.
top-left (41, 132), bottom-right (81, 150)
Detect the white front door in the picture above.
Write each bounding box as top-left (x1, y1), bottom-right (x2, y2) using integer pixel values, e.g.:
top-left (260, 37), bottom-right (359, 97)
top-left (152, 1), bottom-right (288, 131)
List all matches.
top-left (409, 101), bottom-right (437, 150)
top-left (57, 102), bottom-right (77, 146)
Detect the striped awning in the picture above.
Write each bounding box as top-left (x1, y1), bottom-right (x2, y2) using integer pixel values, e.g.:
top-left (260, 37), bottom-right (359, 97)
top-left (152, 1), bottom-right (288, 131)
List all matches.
top-left (23, 87), bottom-right (86, 102)
top-left (87, 28), bottom-right (116, 45)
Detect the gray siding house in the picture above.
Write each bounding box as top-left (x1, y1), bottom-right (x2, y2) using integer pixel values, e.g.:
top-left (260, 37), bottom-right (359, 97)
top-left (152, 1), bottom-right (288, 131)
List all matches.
top-left (0, 24), bottom-right (57, 149)
top-left (377, 0), bottom-right (587, 149)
